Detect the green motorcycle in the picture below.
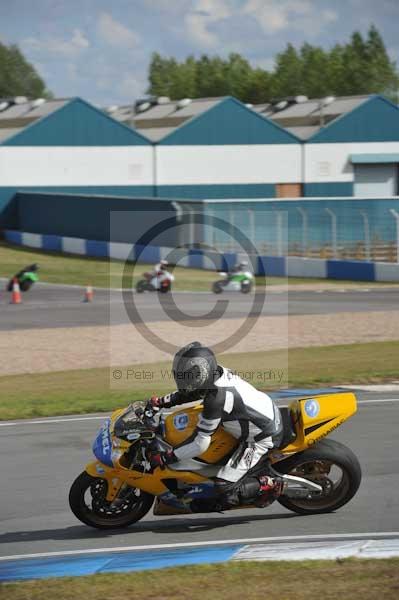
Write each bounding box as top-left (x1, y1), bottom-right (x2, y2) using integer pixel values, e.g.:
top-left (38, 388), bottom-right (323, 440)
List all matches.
top-left (7, 263), bottom-right (39, 292)
top-left (212, 271), bottom-right (254, 294)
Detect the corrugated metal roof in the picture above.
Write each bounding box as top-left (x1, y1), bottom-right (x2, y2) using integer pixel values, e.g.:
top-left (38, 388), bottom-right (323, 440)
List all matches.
top-left (0, 127), bottom-right (22, 142)
top-left (0, 103), bottom-right (32, 119)
top-left (136, 126), bottom-right (175, 141)
top-left (27, 99), bottom-right (69, 118)
top-left (285, 125), bottom-right (320, 140)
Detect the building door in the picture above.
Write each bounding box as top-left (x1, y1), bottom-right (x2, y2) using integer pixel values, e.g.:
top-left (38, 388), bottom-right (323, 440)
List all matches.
top-left (276, 183), bottom-right (302, 198)
top-left (354, 163), bottom-right (397, 197)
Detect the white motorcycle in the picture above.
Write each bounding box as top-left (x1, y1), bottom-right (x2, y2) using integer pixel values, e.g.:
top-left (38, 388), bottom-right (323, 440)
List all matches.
top-left (136, 271), bottom-right (175, 293)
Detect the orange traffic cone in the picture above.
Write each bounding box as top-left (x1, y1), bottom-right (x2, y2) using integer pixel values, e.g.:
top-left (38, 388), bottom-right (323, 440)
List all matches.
top-left (10, 278), bottom-right (22, 304)
top-left (83, 284), bottom-right (93, 303)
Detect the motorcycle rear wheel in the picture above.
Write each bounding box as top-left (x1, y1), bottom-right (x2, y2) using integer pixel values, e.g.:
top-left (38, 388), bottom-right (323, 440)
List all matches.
top-left (276, 439), bottom-right (361, 514)
top-left (69, 471), bottom-right (154, 529)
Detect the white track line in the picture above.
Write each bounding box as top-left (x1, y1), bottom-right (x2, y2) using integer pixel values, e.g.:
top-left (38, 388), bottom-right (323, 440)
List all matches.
top-left (0, 532), bottom-right (398, 562)
top-left (1, 398), bottom-right (398, 427)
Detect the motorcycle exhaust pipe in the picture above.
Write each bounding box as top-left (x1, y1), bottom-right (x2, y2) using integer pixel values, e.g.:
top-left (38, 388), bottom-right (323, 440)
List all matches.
top-left (281, 474), bottom-right (323, 498)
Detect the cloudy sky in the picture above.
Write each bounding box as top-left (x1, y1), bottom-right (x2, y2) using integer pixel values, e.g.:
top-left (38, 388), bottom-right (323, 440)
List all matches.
top-left (0, 0), bottom-right (398, 106)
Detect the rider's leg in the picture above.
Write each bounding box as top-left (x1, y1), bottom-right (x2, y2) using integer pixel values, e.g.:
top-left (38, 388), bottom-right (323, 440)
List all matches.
top-left (214, 433), bottom-right (284, 506)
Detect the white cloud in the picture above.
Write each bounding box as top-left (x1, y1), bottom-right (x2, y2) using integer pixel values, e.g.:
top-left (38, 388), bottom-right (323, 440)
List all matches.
top-left (184, 0), bottom-right (233, 48)
top-left (243, 0), bottom-right (337, 36)
top-left (97, 12), bottom-right (140, 48)
top-left (23, 28), bottom-right (89, 57)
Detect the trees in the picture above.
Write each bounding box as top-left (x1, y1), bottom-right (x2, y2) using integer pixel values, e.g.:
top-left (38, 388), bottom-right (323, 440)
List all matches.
top-left (146, 25), bottom-right (398, 103)
top-left (0, 42), bottom-right (50, 98)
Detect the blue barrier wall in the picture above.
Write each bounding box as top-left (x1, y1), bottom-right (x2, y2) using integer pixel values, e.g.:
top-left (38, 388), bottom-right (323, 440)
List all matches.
top-left (5, 230), bottom-right (399, 282)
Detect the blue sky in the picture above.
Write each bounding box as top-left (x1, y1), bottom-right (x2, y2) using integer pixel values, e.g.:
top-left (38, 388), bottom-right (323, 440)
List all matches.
top-left (0, 0), bottom-right (398, 106)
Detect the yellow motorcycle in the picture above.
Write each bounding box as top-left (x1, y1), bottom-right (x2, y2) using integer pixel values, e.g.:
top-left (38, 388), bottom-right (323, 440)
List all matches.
top-left (69, 390), bottom-right (361, 529)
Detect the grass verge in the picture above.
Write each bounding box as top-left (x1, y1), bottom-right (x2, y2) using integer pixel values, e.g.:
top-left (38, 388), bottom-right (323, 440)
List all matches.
top-left (1, 341), bottom-right (398, 420)
top-left (2, 559), bottom-right (399, 600)
top-left (1, 241), bottom-right (396, 290)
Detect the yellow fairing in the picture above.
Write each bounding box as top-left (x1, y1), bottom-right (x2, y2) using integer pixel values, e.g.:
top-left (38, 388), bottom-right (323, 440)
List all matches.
top-left (277, 391), bottom-right (357, 455)
top-left (86, 459), bottom-right (208, 500)
top-left (163, 405), bottom-right (237, 463)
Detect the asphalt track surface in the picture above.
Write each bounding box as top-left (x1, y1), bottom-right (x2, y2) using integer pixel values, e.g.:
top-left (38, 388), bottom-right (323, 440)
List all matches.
top-left (1, 283), bottom-right (399, 330)
top-left (1, 393), bottom-right (398, 558)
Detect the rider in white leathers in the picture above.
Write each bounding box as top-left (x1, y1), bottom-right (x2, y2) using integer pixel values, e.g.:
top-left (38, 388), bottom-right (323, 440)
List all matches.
top-left (151, 342), bottom-right (284, 507)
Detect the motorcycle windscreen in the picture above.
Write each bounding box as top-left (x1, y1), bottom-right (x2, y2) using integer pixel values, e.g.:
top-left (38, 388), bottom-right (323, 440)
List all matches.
top-left (92, 419), bottom-right (114, 467)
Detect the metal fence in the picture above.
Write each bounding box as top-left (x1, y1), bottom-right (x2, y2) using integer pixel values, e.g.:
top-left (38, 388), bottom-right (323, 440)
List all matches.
top-left (193, 198), bottom-right (399, 263)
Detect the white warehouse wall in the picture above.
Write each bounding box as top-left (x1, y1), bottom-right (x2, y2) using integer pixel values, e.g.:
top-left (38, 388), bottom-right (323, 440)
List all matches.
top-left (0, 146), bottom-right (154, 186)
top-left (156, 145), bottom-right (302, 185)
top-left (304, 141), bottom-right (399, 184)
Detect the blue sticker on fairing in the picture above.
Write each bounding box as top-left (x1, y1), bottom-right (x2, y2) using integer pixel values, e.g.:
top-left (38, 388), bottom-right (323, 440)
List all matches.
top-left (304, 399), bottom-right (320, 418)
top-left (173, 413), bottom-right (189, 431)
top-left (92, 418), bottom-right (113, 467)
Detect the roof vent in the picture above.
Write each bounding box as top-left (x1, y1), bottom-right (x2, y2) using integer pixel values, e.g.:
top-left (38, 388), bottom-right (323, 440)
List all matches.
top-left (14, 96), bottom-right (28, 105)
top-left (320, 96), bottom-right (335, 107)
top-left (274, 100), bottom-right (289, 111)
top-left (0, 101), bottom-right (9, 112)
top-left (30, 98), bottom-right (46, 109)
top-left (176, 98), bottom-right (191, 109)
top-left (136, 101), bottom-right (151, 113)
top-left (106, 105), bottom-right (118, 114)
top-left (157, 96), bottom-right (170, 105)
top-left (295, 95), bottom-right (308, 103)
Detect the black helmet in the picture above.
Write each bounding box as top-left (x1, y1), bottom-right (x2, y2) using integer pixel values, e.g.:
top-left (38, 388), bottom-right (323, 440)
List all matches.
top-left (173, 341), bottom-right (217, 393)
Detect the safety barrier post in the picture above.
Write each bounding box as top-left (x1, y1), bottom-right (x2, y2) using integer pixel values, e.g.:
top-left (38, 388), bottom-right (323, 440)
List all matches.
top-left (297, 207), bottom-right (308, 256)
top-left (325, 208), bottom-right (338, 258)
top-left (248, 208), bottom-right (255, 243)
top-left (276, 211), bottom-right (284, 257)
top-left (360, 210), bottom-right (371, 262)
top-left (389, 209), bottom-right (399, 263)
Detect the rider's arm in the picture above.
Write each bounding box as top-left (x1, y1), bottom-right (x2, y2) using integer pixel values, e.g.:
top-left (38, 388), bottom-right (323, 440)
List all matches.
top-left (155, 391), bottom-right (191, 408)
top-left (173, 389), bottom-right (224, 460)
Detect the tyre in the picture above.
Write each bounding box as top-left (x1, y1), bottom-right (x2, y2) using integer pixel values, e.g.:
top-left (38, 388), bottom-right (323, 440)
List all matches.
top-left (241, 280), bottom-right (252, 294)
top-left (136, 280), bottom-right (146, 293)
top-left (276, 439), bottom-right (361, 515)
top-left (20, 280), bottom-right (32, 292)
top-left (7, 279), bottom-right (13, 292)
top-left (69, 471), bottom-right (154, 529)
top-left (212, 281), bottom-right (223, 294)
top-left (159, 283), bottom-right (171, 293)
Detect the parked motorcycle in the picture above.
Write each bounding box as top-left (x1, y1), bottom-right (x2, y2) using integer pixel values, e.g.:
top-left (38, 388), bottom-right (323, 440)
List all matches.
top-left (136, 271), bottom-right (174, 293)
top-left (69, 389), bottom-right (361, 529)
top-left (212, 271), bottom-right (254, 294)
top-left (7, 263), bottom-right (39, 292)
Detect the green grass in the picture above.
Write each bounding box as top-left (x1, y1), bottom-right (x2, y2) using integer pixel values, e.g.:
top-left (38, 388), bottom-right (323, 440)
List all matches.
top-left (2, 559), bottom-right (399, 600)
top-left (1, 341), bottom-right (398, 420)
top-left (1, 241), bottom-right (395, 291)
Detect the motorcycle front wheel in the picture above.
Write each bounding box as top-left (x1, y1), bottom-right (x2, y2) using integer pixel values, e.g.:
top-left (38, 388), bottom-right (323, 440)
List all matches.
top-left (69, 472), bottom-right (154, 529)
top-left (276, 439), bottom-right (361, 515)
top-left (20, 280), bottom-right (33, 292)
top-left (136, 280), bottom-right (147, 293)
top-left (240, 281), bottom-right (252, 294)
top-left (212, 281), bottom-right (223, 294)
